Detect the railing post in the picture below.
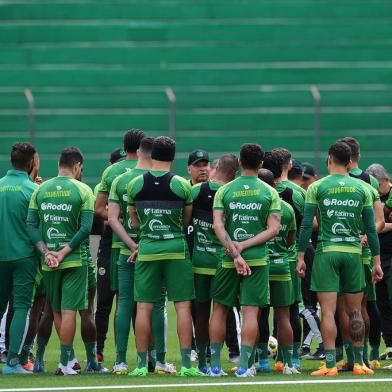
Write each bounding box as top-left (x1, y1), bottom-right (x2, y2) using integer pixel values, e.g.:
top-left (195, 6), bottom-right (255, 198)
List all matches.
top-left (310, 85), bottom-right (321, 173)
top-left (24, 88), bottom-right (35, 144)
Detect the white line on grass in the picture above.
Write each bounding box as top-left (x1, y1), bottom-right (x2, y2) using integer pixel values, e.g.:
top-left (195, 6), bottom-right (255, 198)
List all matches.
top-left (1, 378), bottom-right (392, 392)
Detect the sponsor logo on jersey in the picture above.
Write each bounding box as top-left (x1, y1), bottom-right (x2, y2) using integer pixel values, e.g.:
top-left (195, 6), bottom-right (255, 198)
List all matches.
top-left (193, 218), bottom-right (214, 229)
top-left (232, 213), bottom-right (259, 222)
top-left (197, 232), bottom-right (212, 245)
top-left (144, 208), bottom-right (171, 215)
top-left (280, 224), bottom-right (287, 231)
top-left (43, 190), bottom-right (71, 198)
top-left (148, 219), bottom-right (170, 232)
top-left (43, 214), bottom-right (69, 223)
top-left (331, 222), bottom-right (350, 235)
top-left (233, 228), bottom-right (254, 241)
top-left (41, 203), bottom-right (72, 211)
top-left (232, 189), bottom-right (261, 197)
top-left (323, 198), bottom-right (360, 207)
top-left (122, 194), bottom-right (128, 202)
top-left (229, 202), bottom-right (262, 210)
top-left (47, 227), bottom-right (67, 240)
top-left (327, 186), bottom-right (357, 195)
top-left (127, 218), bottom-right (133, 230)
top-left (327, 209), bottom-right (355, 218)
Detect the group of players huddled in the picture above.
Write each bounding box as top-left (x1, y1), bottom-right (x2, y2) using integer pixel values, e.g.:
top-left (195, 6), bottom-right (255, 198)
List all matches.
top-left (1, 129), bottom-right (392, 378)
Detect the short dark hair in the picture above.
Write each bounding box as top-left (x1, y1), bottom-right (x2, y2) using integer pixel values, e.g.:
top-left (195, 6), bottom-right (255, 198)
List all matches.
top-left (139, 137), bottom-right (154, 155)
top-left (272, 147), bottom-right (291, 168)
top-left (10, 142), bottom-right (36, 171)
top-left (288, 159), bottom-right (303, 180)
top-left (262, 151), bottom-right (283, 179)
top-left (59, 147), bottom-right (84, 168)
top-left (338, 137), bottom-right (360, 162)
top-left (217, 154), bottom-right (239, 176)
top-left (328, 142), bottom-right (351, 166)
top-left (258, 168), bottom-right (275, 187)
top-left (151, 136), bottom-right (176, 162)
top-left (239, 143), bottom-right (264, 170)
top-left (123, 129), bottom-right (145, 153)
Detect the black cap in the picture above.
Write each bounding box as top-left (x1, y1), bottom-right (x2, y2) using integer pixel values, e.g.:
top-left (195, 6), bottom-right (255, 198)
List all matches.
top-left (290, 159), bottom-right (303, 176)
top-left (188, 149), bottom-right (209, 165)
top-left (110, 147), bottom-right (126, 164)
top-left (302, 162), bottom-right (317, 179)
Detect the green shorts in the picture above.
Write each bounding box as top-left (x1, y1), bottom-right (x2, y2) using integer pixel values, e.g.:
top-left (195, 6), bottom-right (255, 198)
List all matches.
top-left (363, 258), bottom-right (376, 301)
top-left (34, 271), bottom-right (46, 298)
top-left (269, 280), bottom-right (293, 308)
top-left (42, 266), bottom-right (88, 312)
top-left (0, 257), bottom-right (39, 311)
top-left (289, 260), bottom-right (302, 303)
top-left (311, 251), bottom-right (365, 293)
top-left (88, 261), bottom-right (97, 290)
top-left (110, 247), bottom-right (120, 292)
top-left (135, 258), bottom-right (195, 303)
top-left (212, 264), bottom-right (269, 308)
top-left (194, 273), bottom-right (214, 303)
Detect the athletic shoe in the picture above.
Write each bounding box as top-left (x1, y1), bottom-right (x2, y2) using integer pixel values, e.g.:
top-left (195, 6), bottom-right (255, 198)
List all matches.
top-left (300, 346), bottom-right (311, 358)
top-left (22, 360), bottom-right (34, 372)
top-left (382, 363), bottom-right (392, 370)
top-left (379, 350), bottom-right (392, 360)
top-left (309, 348), bottom-right (325, 360)
top-left (155, 361), bottom-right (176, 375)
top-left (197, 366), bottom-right (210, 375)
top-left (55, 364), bottom-right (78, 376)
top-left (209, 366), bottom-right (227, 377)
top-left (128, 367), bottom-right (148, 377)
top-left (148, 360), bottom-right (155, 373)
top-left (33, 359), bottom-right (45, 373)
top-left (112, 362), bottom-right (128, 375)
top-left (68, 358), bottom-right (81, 373)
top-left (249, 365), bottom-right (257, 376)
top-left (255, 359), bottom-right (271, 373)
top-left (85, 362), bottom-right (109, 373)
top-left (274, 361), bottom-right (284, 371)
top-left (3, 364), bottom-right (32, 375)
top-left (353, 363), bottom-right (374, 375)
top-left (178, 366), bottom-right (205, 377)
top-left (368, 360), bottom-right (381, 369)
top-left (292, 358), bottom-right (301, 371)
top-left (228, 355), bottom-right (239, 364)
top-left (283, 364), bottom-right (301, 375)
top-left (191, 350), bottom-right (198, 362)
top-left (311, 365), bottom-right (338, 376)
top-left (235, 367), bottom-right (254, 377)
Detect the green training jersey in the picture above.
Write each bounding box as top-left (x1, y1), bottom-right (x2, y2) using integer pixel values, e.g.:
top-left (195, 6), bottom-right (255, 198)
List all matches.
top-left (267, 200), bottom-right (296, 281)
top-left (283, 179), bottom-right (307, 199)
top-left (29, 176), bottom-right (95, 270)
top-left (127, 170), bottom-right (192, 261)
top-left (108, 168), bottom-right (148, 256)
top-left (97, 159), bottom-right (137, 249)
top-left (0, 170), bottom-right (38, 261)
top-left (213, 175), bottom-right (281, 268)
top-left (191, 180), bottom-right (223, 275)
top-left (349, 167), bottom-right (379, 191)
top-left (305, 174), bottom-right (372, 254)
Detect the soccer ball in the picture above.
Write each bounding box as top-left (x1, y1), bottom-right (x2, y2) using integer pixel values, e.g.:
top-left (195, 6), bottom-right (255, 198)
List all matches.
top-left (268, 336), bottom-right (278, 358)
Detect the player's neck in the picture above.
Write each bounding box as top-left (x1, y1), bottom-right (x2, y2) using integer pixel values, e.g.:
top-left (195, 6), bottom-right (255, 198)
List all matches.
top-left (211, 173), bottom-right (229, 185)
top-left (349, 162), bottom-right (359, 170)
top-left (241, 169), bottom-right (258, 177)
top-left (135, 158), bottom-right (152, 170)
top-left (151, 160), bottom-right (171, 171)
top-left (126, 152), bottom-right (137, 161)
top-left (58, 168), bottom-right (75, 178)
top-left (280, 168), bottom-right (289, 181)
top-left (329, 165), bottom-right (348, 175)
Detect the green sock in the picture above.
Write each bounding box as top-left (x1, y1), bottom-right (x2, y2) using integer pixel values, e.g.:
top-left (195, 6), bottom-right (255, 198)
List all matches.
top-left (281, 345), bottom-right (293, 368)
top-left (157, 352), bottom-right (166, 363)
top-left (363, 340), bottom-right (369, 363)
top-left (35, 336), bottom-right (48, 362)
top-left (19, 341), bottom-right (33, 365)
top-left (325, 349), bottom-right (336, 368)
top-left (60, 344), bottom-right (73, 367)
top-left (276, 346), bottom-right (283, 362)
top-left (257, 342), bottom-right (269, 360)
top-left (344, 341), bottom-right (354, 366)
top-left (85, 342), bottom-right (98, 369)
top-left (336, 345), bottom-right (344, 362)
top-left (70, 346), bottom-right (75, 360)
top-left (353, 346), bottom-right (364, 365)
top-left (180, 348), bottom-right (192, 369)
top-left (6, 351), bottom-right (19, 367)
top-left (196, 343), bottom-right (207, 368)
top-left (248, 346), bottom-right (256, 368)
top-left (239, 344), bottom-right (253, 370)
top-left (319, 342), bottom-right (324, 350)
top-left (116, 349), bottom-right (127, 364)
top-left (210, 342), bottom-right (223, 368)
top-left (293, 342), bottom-right (301, 361)
top-left (137, 352), bottom-right (147, 369)
top-left (370, 345), bottom-right (380, 360)
top-left (148, 346), bottom-right (157, 368)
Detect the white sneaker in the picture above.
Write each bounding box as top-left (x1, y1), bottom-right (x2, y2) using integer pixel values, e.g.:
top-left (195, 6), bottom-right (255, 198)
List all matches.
top-left (67, 357), bottom-right (81, 373)
top-left (235, 368), bottom-right (254, 377)
top-left (112, 362), bottom-right (128, 375)
top-left (283, 364), bottom-right (301, 375)
top-left (383, 363), bottom-right (392, 370)
top-left (249, 365), bottom-right (257, 376)
top-left (191, 350), bottom-right (198, 362)
top-left (155, 361), bottom-right (176, 375)
top-left (56, 363), bottom-right (78, 376)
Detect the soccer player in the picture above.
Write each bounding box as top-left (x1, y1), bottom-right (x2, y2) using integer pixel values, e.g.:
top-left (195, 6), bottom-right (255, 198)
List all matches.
top-left (288, 160), bottom-right (304, 188)
top-left (209, 143), bottom-right (281, 377)
top-left (191, 154), bottom-right (239, 374)
top-left (126, 136), bottom-right (202, 377)
top-left (0, 142), bottom-right (39, 375)
top-left (297, 141), bottom-right (383, 376)
top-left (188, 150), bottom-right (211, 186)
top-left (27, 147), bottom-right (95, 376)
top-left (302, 163), bottom-right (318, 190)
